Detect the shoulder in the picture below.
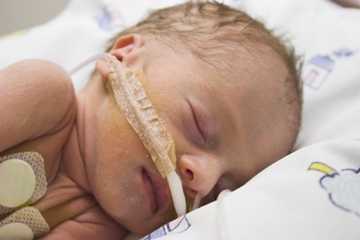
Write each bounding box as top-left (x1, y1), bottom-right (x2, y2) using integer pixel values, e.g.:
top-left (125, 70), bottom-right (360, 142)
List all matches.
top-left (1, 59), bottom-right (74, 99)
top-left (5, 59), bottom-right (75, 127)
top-left (0, 59), bottom-right (76, 148)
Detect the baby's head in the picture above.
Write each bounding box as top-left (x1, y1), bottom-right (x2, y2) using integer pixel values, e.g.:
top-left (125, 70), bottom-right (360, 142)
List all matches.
top-left (86, 1), bottom-right (301, 235)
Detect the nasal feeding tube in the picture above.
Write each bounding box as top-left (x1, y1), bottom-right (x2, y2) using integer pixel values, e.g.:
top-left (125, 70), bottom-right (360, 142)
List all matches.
top-left (70, 53), bottom-right (203, 216)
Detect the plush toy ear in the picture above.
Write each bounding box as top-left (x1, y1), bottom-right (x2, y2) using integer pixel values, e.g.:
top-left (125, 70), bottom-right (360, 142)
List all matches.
top-left (96, 34), bottom-right (144, 80)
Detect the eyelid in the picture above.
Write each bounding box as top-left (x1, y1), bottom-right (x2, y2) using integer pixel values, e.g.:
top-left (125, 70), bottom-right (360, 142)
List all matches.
top-left (186, 98), bottom-right (208, 146)
top-left (187, 97), bottom-right (219, 150)
top-left (189, 102), bottom-right (207, 143)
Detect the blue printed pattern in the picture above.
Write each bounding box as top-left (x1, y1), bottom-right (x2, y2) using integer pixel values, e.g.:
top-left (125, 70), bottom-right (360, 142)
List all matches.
top-left (309, 162), bottom-right (360, 218)
top-left (95, 5), bottom-right (125, 32)
top-left (142, 216), bottom-right (191, 240)
top-left (303, 48), bottom-right (357, 90)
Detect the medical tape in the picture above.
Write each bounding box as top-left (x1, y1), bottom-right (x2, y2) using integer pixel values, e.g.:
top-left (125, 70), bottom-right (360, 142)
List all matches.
top-left (105, 55), bottom-right (175, 176)
top-left (0, 152), bottom-right (47, 217)
top-left (0, 206), bottom-right (50, 239)
top-left (103, 54), bottom-right (187, 216)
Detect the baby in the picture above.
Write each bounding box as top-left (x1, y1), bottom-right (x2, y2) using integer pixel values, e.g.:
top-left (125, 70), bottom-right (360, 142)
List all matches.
top-left (0, 1), bottom-right (302, 239)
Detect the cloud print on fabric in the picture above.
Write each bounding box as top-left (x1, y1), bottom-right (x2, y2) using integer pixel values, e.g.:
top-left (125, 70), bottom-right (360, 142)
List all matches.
top-left (309, 162), bottom-right (360, 217)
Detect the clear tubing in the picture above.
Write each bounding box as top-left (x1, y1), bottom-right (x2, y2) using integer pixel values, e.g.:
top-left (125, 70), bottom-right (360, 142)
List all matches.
top-left (167, 171), bottom-right (187, 216)
top-left (68, 53), bottom-right (109, 76)
top-left (192, 194), bottom-right (202, 210)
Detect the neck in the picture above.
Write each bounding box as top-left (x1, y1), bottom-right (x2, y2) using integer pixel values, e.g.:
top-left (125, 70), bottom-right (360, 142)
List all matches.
top-left (62, 93), bottom-right (91, 192)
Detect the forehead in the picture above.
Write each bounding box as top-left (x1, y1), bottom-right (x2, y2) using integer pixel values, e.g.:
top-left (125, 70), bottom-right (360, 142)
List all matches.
top-left (145, 40), bottom-right (288, 123)
top-left (141, 40), bottom-right (251, 135)
top-left (140, 37), bottom-right (288, 127)
top-left (142, 38), bottom-right (247, 92)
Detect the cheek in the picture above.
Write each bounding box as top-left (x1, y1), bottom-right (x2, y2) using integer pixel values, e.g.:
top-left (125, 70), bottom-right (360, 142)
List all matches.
top-left (92, 99), bottom-right (150, 212)
top-left (96, 99), bottom-right (146, 162)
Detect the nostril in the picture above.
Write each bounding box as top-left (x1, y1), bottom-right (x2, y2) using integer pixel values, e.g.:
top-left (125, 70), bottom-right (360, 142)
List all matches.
top-left (113, 54), bottom-right (123, 62)
top-left (185, 169), bottom-right (194, 181)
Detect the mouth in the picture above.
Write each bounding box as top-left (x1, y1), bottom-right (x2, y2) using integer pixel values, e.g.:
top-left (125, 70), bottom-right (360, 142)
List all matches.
top-left (141, 167), bottom-right (170, 215)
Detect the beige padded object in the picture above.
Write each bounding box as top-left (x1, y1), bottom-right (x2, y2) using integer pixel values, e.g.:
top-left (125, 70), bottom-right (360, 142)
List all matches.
top-left (0, 159), bottom-right (36, 208)
top-left (105, 55), bottom-right (176, 177)
top-left (0, 207), bottom-right (49, 239)
top-left (0, 152), bottom-right (47, 217)
top-left (0, 222), bottom-right (34, 240)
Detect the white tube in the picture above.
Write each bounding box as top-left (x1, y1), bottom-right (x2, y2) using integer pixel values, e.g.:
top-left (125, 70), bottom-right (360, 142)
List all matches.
top-left (166, 171), bottom-right (186, 216)
top-left (68, 53), bottom-right (108, 75)
top-left (192, 194), bottom-right (202, 210)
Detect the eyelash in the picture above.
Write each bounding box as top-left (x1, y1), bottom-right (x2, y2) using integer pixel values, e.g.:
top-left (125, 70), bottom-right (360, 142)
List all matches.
top-left (188, 101), bottom-right (207, 145)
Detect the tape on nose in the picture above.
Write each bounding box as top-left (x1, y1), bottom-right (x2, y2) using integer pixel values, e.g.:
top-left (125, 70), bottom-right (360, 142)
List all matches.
top-left (0, 159), bottom-right (36, 208)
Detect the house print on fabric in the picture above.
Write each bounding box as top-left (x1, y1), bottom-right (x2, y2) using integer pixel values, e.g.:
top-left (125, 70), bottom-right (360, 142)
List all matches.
top-left (303, 55), bottom-right (335, 90)
top-left (303, 48), bottom-right (357, 90)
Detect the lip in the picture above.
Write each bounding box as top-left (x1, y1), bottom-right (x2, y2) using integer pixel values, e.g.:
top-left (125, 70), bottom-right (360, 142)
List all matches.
top-left (141, 168), bottom-right (157, 213)
top-left (141, 167), bottom-right (170, 215)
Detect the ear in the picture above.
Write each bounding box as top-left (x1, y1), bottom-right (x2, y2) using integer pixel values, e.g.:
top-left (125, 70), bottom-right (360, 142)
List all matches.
top-left (110, 34), bottom-right (144, 61)
top-left (95, 34), bottom-right (144, 80)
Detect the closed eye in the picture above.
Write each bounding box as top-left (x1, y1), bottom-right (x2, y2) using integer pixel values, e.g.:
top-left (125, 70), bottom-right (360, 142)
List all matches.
top-left (187, 98), bottom-right (207, 145)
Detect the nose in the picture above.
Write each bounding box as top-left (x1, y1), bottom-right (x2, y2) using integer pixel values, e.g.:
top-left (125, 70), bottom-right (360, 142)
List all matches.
top-left (178, 154), bottom-right (222, 198)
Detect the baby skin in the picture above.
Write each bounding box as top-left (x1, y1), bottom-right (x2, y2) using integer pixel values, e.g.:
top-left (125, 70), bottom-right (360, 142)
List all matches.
top-left (0, 2), bottom-right (301, 240)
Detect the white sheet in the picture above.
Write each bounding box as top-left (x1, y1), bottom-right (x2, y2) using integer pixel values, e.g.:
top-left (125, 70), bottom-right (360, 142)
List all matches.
top-left (1, 0), bottom-right (360, 239)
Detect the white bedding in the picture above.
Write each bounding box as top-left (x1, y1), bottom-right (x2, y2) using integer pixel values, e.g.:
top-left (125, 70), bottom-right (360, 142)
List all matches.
top-left (1, 0), bottom-right (360, 239)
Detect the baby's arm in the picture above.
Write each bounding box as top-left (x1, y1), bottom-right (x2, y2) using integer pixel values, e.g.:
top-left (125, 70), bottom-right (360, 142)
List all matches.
top-left (0, 59), bottom-right (75, 157)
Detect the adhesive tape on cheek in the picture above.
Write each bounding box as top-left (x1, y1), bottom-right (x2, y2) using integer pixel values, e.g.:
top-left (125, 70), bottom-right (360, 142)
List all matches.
top-left (106, 57), bottom-right (175, 176)
top-left (104, 55), bottom-right (187, 216)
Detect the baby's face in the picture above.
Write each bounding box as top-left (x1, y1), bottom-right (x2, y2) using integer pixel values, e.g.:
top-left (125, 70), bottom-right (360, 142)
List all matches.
top-left (82, 37), bottom-right (290, 235)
